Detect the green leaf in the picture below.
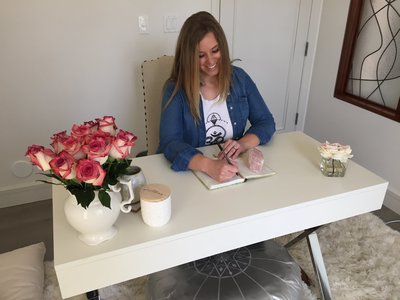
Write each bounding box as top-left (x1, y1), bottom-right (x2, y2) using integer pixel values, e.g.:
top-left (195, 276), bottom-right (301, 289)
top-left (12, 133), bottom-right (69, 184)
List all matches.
top-left (69, 186), bottom-right (95, 209)
top-left (36, 179), bottom-right (62, 185)
top-left (98, 190), bottom-right (111, 209)
top-left (108, 176), bottom-right (119, 186)
top-left (40, 173), bottom-right (57, 178)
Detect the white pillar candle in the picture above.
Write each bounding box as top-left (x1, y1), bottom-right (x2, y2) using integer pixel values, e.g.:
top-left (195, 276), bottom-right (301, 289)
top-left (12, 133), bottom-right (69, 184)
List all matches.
top-left (140, 184), bottom-right (171, 227)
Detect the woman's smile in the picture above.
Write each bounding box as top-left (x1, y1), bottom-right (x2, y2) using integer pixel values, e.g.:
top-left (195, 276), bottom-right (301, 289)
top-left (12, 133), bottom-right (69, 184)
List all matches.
top-left (198, 32), bottom-right (221, 78)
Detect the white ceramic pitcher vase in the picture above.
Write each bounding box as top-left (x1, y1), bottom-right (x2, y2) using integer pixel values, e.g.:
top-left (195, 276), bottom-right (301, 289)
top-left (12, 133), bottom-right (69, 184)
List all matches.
top-left (64, 175), bottom-right (140, 246)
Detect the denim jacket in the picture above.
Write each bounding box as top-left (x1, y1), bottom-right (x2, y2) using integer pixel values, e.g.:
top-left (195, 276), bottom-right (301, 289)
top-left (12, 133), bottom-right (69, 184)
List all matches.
top-left (157, 66), bottom-right (276, 171)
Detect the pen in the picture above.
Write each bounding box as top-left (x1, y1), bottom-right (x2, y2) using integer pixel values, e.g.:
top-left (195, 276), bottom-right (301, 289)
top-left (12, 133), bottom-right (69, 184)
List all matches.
top-left (217, 143), bottom-right (233, 165)
top-left (217, 143), bottom-right (246, 180)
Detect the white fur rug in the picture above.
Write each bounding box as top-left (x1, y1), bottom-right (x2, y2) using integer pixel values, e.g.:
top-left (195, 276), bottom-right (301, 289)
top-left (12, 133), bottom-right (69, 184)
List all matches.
top-left (44, 213), bottom-right (400, 300)
top-left (276, 213), bottom-right (400, 300)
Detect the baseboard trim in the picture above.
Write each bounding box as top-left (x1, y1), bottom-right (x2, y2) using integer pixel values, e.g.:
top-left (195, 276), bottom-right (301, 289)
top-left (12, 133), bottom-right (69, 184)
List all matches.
top-left (0, 183), bottom-right (51, 208)
top-left (383, 189), bottom-right (400, 215)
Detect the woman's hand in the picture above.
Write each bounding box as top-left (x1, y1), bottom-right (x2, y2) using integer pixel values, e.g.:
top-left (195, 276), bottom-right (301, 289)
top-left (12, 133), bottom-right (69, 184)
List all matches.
top-left (189, 154), bottom-right (239, 182)
top-left (218, 140), bottom-right (243, 160)
top-left (206, 159), bottom-right (239, 182)
top-left (219, 134), bottom-right (261, 160)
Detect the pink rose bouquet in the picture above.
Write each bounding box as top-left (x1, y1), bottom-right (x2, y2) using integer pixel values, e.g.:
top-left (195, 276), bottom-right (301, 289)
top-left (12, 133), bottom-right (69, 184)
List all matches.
top-left (26, 116), bottom-right (137, 209)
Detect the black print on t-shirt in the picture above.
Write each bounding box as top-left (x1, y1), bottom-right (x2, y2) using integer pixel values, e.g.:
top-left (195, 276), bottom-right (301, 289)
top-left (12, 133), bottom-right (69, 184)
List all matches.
top-left (205, 112), bottom-right (228, 145)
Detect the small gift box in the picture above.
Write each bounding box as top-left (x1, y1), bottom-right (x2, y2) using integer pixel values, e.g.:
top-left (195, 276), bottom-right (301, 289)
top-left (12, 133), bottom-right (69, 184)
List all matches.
top-left (318, 142), bottom-right (353, 177)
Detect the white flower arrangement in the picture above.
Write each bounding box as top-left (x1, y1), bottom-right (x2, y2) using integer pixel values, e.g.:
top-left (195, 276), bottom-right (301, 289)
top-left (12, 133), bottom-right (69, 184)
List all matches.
top-left (318, 141), bottom-right (353, 163)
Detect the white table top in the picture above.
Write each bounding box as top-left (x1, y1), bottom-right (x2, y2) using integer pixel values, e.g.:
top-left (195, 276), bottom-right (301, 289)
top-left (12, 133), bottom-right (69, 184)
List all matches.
top-left (53, 131), bottom-right (388, 298)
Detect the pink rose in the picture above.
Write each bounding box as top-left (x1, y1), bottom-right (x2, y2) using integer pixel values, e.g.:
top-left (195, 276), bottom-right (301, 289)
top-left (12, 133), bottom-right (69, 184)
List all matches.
top-left (71, 123), bottom-right (93, 141)
top-left (49, 151), bottom-right (76, 180)
top-left (75, 159), bottom-right (106, 186)
top-left (81, 131), bottom-right (112, 164)
top-left (96, 116), bottom-right (117, 136)
top-left (26, 145), bottom-right (56, 171)
top-left (51, 131), bottom-right (84, 159)
top-left (50, 131), bottom-right (69, 153)
top-left (109, 130), bottom-right (137, 159)
top-left (83, 130), bottom-right (111, 143)
top-left (84, 120), bottom-right (98, 133)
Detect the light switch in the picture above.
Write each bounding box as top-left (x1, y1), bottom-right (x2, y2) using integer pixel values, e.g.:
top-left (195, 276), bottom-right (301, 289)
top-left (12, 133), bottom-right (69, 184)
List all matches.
top-left (138, 15), bottom-right (149, 34)
top-left (164, 15), bottom-right (179, 33)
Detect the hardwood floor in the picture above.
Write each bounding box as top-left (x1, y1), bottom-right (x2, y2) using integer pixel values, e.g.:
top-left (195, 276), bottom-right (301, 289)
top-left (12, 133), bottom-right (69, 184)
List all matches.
top-left (373, 205), bottom-right (400, 232)
top-left (0, 200), bottom-right (399, 262)
top-left (0, 199), bottom-right (53, 260)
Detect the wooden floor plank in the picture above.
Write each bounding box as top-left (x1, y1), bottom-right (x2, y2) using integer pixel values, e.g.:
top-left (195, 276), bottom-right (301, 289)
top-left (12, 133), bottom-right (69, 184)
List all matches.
top-left (0, 199), bottom-right (53, 260)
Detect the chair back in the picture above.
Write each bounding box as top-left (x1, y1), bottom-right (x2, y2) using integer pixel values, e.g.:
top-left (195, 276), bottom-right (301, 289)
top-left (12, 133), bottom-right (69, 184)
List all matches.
top-left (141, 55), bottom-right (174, 155)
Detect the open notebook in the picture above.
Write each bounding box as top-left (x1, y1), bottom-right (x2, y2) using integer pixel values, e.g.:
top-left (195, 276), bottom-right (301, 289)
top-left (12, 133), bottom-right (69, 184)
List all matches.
top-left (193, 145), bottom-right (276, 190)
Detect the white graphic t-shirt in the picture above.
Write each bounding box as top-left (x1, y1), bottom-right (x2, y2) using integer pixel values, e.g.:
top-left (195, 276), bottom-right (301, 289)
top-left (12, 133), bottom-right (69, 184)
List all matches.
top-left (201, 94), bottom-right (233, 145)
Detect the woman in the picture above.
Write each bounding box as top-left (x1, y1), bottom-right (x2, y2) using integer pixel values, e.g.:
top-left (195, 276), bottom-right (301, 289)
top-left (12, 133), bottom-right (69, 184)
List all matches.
top-left (158, 11), bottom-right (275, 183)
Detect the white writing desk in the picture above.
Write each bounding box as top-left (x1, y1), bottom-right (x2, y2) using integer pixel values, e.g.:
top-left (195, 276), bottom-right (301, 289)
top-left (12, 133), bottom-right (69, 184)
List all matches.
top-left (53, 132), bottom-right (388, 298)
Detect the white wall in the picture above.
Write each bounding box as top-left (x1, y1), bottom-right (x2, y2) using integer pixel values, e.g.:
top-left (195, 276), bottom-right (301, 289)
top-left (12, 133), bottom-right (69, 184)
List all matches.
top-left (304, 0), bottom-right (400, 214)
top-left (0, 0), bottom-right (217, 206)
top-left (2, 0), bottom-right (399, 213)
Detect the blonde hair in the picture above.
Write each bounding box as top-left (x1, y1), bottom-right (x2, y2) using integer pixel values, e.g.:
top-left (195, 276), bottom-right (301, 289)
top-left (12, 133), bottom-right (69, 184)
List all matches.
top-left (166, 11), bottom-right (232, 121)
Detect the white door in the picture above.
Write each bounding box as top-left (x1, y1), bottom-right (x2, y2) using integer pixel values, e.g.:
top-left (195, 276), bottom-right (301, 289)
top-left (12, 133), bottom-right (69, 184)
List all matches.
top-left (219, 0), bottom-right (317, 132)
